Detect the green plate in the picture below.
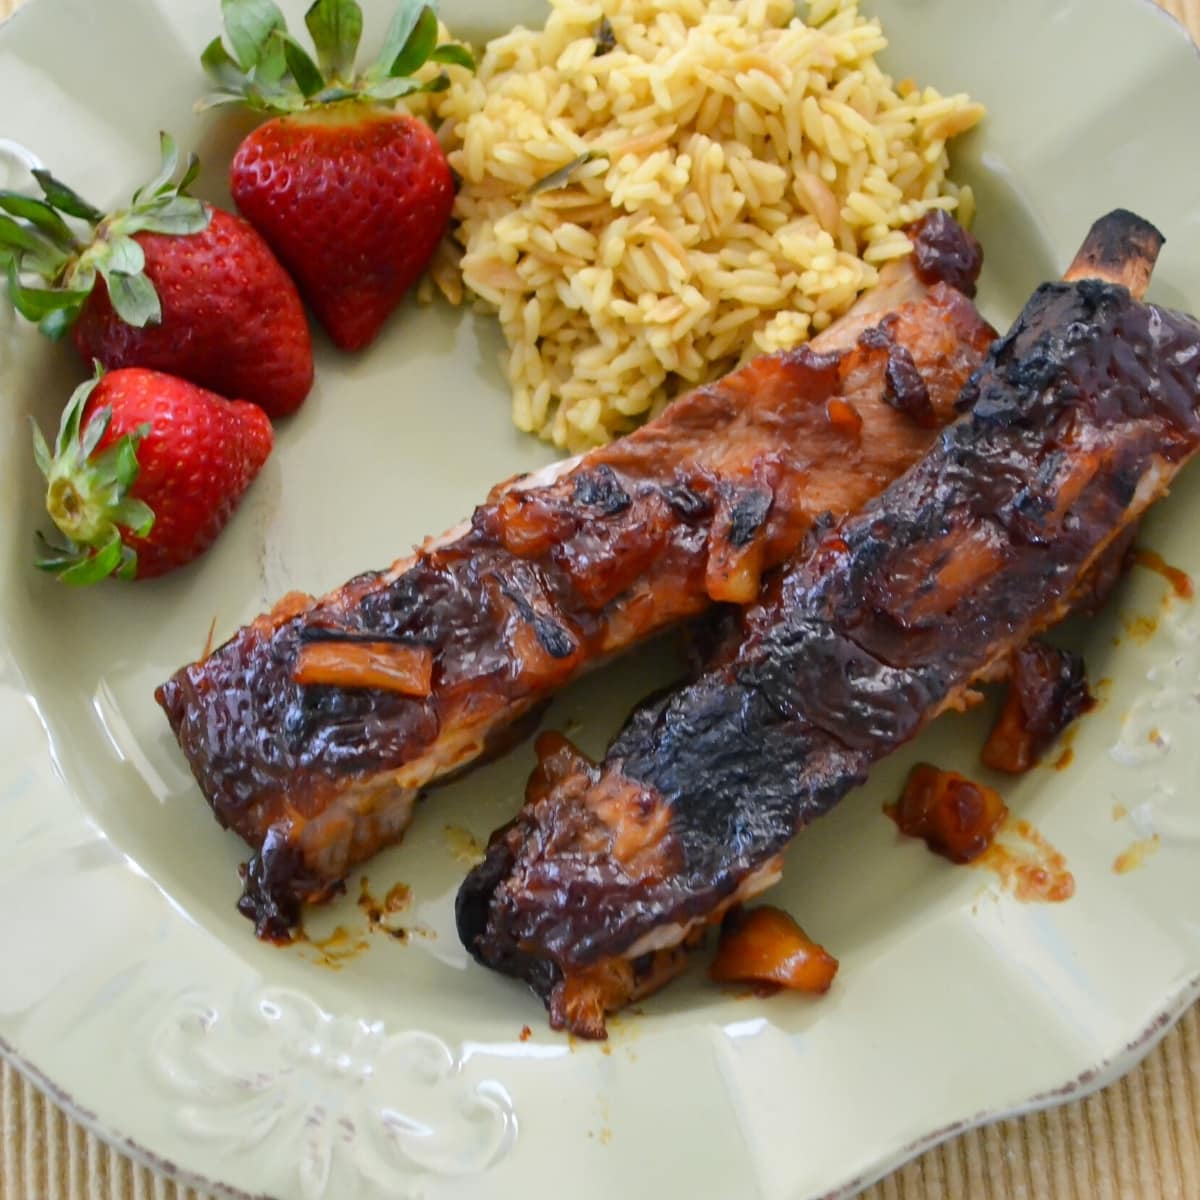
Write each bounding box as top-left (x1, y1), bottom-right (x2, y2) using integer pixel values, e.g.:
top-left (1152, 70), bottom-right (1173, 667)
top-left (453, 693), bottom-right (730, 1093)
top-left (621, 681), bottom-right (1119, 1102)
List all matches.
top-left (0, 1), bottom-right (1198, 1197)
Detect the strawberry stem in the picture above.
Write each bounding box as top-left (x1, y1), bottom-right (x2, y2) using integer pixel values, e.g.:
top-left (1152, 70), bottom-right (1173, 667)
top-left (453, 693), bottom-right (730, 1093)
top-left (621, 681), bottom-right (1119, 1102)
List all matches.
top-left (1, 132), bottom-right (210, 338)
top-left (197, 0), bottom-right (474, 114)
top-left (45, 469), bottom-right (119, 547)
top-left (32, 370), bottom-right (156, 586)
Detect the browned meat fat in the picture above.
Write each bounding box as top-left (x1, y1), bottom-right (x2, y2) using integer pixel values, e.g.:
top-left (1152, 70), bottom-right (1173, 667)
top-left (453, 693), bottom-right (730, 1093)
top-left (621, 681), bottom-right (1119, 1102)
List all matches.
top-left (156, 214), bottom-right (993, 938)
top-left (457, 211), bottom-right (1200, 1038)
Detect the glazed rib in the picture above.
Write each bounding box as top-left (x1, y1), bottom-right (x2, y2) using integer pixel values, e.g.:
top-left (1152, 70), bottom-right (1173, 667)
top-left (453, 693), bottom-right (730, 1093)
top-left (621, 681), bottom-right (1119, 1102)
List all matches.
top-left (457, 211), bottom-right (1200, 1038)
top-left (156, 213), bottom-right (994, 938)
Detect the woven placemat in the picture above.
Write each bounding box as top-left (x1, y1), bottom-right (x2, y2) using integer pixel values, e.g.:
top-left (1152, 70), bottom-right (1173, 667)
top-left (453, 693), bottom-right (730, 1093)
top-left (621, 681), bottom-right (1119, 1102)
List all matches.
top-left (2, 0), bottom-right (1198, 1197)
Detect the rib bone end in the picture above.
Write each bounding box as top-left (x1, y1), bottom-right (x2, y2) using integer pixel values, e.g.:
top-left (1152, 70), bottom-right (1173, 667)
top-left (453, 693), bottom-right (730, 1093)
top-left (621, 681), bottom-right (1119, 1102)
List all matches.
top-left (1064, 209), bottom-right (1165, 299)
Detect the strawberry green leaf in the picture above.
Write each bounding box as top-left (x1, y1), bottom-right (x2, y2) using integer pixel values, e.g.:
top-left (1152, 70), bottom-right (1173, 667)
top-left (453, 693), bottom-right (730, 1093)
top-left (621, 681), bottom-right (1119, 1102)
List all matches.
top-left (83, 426), bottom-right (150, 499)
top-left (0, 214), bottom-right (68, 275)
top-left (8, 244), bottom-right (68, 280)
top-left (305, 0), bottom-right (363, 77)
top-left (34, 525), bottom-right (140, 583)
top-left (131, 132), bottom-right (180, 205)
top-left (103, 235), bottom-right (146, 277)
top-left (30, 417), bottom-right (52, 477)
top-left (116, 545), bottom-right (139, 581)
top-left (34, 529), bottom-right (86, 573)
top-left (53, 375), bottom-right (94, 458)
top-left (110, 138), bottom-right (209, 239)
top-left (119, 199), bottom-right (209, 237)
top-left (112, 496), bottom-right (155, 537)
top-left (279, 33), bottom-right (326, 97)
top-left (105, 423), bottom-right (150, 491)
top-left (0, 215), bottom-right (44, 254)
top-left (221, 0), bottom-right (288, 71)
top-left (55, 531), bottom-right (126, 586)
top-left (371, 0), bottom-right (428, 79)
top-left (389, 4), bottom-right (438, 77)
top-left (101, 268), bottom-right (162, 328)
top-left (114, 439), bottom-right (140, 489)
top-left (77, 403), bottom-right (111, 461)
top-left (38, 307), bottom-right (75, 341)
top-left (200, 35), bottom-right (247, 91)
top-left (314, 84), bottom-right (357, 103)
top-left (35, 376), bottom-right (155, 586)
top-left (194, 88), bottom-right (244, 112)
top-left (429, 43), bottom-right (474, 70)
top-left (5, 260), bottom-right (89, 323)
top-left (361, 75), bottom-right (420, 101)
top-left (198, 7), bottom-right (295, 112)
top-left (0, 192), bottom-right (77, 251)
top-left (31, 170), bottom-right (104, 224)
top-left (256, 35), bottom-right (291, 89)
top-left (178, 153), bottom-right (202, 195)
top-left (200, 0), bottom-right (472, 111)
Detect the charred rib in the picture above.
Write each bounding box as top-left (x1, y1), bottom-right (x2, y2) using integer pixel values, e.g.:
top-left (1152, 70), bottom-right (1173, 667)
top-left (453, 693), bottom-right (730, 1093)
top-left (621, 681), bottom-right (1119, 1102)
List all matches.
top-left (458, 211), bottom-right (1198, 1038)
top-left (156, 214), bottom-right (993, 938)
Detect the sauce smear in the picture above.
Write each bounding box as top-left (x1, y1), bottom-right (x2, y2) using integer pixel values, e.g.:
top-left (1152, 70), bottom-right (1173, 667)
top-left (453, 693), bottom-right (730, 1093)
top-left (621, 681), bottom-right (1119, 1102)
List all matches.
top-left (888, 764), bottom-right (1074, 902)
top-left (1133, 548), bottom-right (1193, 599)
top-left (1114, 835), bottom-right (1161, 875)
top-left (357, 876), bottom-right (412, 936)
top-left (293, 924), bottom-right (371, 969)
top-left (976, 819), bottom-right (1075, 902)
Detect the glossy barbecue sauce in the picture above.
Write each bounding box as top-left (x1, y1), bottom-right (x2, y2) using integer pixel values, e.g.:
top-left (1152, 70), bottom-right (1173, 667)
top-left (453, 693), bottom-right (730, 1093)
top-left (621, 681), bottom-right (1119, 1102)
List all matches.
top-left (981, 643), bottom-right (1093, 775)
top-left (461, 224), bottom-right (1200, 1039)
top-left (978, 821), bottom-right (1075, 903)
top-left (1132, 548), bottom-right (1193, 599)
top-left (888, 764), bottom-right (1074, 902)
top-left (356, 875), bottom-right (411, 940)
top-left (886, 763), bottom-right (1008, 863)
top-left (1113, 835), bottom-right (1161, 875)
top-left (710, 906), bottom-right (839, 995)
top-left (291, 924), bottom-right (370, 968)
top-left (912, 209), bottom-right (983, 297)
top-left (164, 218), bottom-right (996, 941)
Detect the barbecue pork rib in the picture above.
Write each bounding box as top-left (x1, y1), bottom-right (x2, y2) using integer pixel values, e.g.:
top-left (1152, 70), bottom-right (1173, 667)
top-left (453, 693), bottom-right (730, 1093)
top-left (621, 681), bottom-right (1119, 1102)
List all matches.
top-left (156, 213), bottom-right (994, 939)
top-left (457, 210), bottom-right (1200, 1038)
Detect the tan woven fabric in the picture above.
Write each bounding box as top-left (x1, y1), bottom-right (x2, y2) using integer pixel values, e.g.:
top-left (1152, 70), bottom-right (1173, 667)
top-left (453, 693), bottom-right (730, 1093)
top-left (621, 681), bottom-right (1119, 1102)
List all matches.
top-left (0, 0), bottom-right (1198, 1197)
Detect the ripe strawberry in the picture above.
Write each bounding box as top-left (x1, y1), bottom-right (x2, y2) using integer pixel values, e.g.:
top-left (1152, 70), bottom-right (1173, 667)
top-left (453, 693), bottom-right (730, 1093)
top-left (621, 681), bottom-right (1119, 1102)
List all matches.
top-left (232, 110), bottom-right (452, 351)
top-left (1, 134), bottom-right (313, 417)
top-left (32, 368), bottom-right (273, 583)
top-left (199, 0), bottom-right (474, 351)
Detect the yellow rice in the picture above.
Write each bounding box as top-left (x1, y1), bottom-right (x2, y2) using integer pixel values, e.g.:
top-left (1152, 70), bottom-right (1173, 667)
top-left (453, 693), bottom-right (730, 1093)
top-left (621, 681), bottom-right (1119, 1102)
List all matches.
top-left (420, 0), bottom-right (985, 452)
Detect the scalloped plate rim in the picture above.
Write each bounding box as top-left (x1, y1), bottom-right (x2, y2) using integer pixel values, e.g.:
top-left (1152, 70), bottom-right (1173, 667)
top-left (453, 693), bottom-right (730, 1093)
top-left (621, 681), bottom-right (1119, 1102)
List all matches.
top-left (2, 0), bottom-right (1200, 1197)
top-left (3, 974), bottom-right (1199, 1200)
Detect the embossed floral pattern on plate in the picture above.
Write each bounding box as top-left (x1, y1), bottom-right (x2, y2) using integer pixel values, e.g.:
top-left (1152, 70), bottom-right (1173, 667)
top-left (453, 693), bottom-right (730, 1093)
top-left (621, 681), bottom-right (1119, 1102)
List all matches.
top-left (151, 988), bottom-right (515, 1200)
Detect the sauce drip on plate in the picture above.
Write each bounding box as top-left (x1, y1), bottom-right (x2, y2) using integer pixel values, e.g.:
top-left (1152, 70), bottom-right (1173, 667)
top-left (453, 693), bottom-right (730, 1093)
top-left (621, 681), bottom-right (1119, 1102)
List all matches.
top-left (888, 764), bottom-right (1074, 902)
top-left (1133, 547), bottom-right (1193, 599)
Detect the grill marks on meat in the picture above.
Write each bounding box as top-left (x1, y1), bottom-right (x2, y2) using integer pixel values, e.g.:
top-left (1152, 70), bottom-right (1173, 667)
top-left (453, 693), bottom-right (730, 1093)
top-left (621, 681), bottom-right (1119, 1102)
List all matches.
top-left (157, 216), bottom-right (993, 939)
top-left (458, 211), bottom-right (1200, 1037)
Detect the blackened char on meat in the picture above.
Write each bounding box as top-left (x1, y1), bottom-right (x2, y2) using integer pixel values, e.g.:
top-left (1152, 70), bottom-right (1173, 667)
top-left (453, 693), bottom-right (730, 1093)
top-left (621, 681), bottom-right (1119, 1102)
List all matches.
top-left (458, 212), bottom-right (1200, 1037)
top-left (156, 215), bottom-right (993, 939)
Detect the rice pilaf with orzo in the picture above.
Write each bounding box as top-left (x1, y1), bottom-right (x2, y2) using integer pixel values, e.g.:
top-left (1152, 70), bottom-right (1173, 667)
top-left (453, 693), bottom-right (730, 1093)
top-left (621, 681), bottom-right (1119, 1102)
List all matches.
top-left (420, 0), bottom-right (985, 451)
